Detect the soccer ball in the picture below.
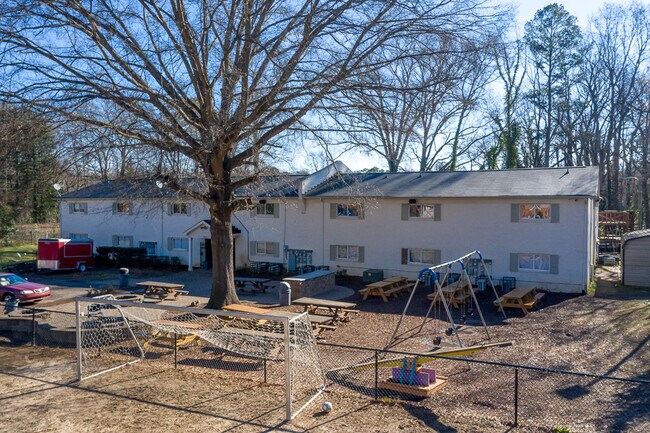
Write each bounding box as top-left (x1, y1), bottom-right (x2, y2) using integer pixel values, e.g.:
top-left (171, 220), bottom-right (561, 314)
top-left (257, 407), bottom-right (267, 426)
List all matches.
top-left (322, 401), bottom-right (333, 413)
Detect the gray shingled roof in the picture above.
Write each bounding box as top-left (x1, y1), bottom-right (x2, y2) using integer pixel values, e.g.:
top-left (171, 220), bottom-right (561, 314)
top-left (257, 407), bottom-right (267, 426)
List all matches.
top-left (59, 179), bottom-right (191, 199)
top-left (309, 166), bottom-right (599, 198)
top-left (60, 176), bottom-right (304, 200)
top-left (60, 166), bottom-right (599, 200)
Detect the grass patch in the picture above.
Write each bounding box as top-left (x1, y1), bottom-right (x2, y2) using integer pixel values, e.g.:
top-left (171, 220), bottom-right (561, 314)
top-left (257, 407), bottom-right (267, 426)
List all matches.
top-left (0, 244), bottom-right (37, 267)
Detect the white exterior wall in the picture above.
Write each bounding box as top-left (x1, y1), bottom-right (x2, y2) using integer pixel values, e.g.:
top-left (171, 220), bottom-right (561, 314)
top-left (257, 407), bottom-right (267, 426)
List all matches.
top-left (60, 200), bottom-right (210, 267)
top-left (60, 195), bottom-right (595, 293)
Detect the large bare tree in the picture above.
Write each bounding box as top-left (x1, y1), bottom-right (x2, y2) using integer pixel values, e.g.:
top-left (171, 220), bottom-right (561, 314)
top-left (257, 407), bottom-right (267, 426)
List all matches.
top-left (0, 0), bottom-right (476, 307)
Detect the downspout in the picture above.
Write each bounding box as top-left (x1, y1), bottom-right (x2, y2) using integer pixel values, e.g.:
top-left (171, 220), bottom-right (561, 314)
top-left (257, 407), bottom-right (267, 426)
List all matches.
top-left (583, 198), bottom-right (589, 293)
top-left (233, 213), bottom-right (250, 263)
top-left (321, 199), bottom-right (325, 266)
top-left (283, 201), bottom-right (288, 267)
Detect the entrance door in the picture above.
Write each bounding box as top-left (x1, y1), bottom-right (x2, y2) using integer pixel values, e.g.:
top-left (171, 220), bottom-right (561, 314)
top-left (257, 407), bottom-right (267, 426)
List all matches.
top-left (204, 238), bottom-right (212, 269)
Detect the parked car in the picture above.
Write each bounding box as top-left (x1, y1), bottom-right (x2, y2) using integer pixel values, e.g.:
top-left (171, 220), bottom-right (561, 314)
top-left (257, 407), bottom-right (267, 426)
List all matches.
top-left (0, 273), bottom-right (51, 303)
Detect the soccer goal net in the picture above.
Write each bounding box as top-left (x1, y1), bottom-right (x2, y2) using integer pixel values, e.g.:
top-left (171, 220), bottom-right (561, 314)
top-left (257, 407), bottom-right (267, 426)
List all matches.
top-left (74, 297), bottom-right (325, 420)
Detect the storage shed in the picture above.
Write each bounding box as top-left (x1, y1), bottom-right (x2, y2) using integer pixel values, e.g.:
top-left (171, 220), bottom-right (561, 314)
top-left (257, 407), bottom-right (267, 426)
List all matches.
top-left (621, 229), bottom-right (650, 288)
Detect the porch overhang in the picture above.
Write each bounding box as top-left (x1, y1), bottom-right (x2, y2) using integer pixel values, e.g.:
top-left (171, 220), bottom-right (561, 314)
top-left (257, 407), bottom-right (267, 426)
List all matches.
top-left (183, 219), bottom-right (242, 237)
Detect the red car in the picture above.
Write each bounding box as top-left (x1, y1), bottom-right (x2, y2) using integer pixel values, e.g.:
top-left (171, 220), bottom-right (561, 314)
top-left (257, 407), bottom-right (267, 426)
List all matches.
top-left (0, 273), bottom-right (51, 303)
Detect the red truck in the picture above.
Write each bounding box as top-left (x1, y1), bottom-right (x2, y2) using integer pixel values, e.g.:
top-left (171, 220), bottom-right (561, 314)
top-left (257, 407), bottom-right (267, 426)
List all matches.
top-left (37, 238), bottom-right (94, 272)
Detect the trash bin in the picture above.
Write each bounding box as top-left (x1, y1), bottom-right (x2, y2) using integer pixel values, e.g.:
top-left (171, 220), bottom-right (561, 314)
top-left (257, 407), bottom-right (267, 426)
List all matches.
top-left (119, 268), bottom-right (130, 289)
top-left (278, 282), bottom-right (291, 306)
top-left (362, 269), bottom-right (384, 283)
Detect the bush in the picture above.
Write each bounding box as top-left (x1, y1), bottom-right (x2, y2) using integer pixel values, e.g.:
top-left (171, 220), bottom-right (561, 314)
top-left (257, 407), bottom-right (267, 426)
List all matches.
top-left (95, 247), bottom-right (147, 267)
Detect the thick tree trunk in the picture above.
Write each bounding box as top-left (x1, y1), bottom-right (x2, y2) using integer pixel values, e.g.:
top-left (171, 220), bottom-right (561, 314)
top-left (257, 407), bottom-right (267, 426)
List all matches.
top-left (207, 204), bottom-right (240, 308)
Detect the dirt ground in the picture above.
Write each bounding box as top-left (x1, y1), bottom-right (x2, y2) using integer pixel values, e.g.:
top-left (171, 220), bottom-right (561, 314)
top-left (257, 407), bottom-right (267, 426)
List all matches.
top-left (1, 267), bottom-right (648, 432)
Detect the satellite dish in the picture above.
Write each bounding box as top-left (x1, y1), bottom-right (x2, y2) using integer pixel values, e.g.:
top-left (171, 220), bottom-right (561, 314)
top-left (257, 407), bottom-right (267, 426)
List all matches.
top-left (155, 180), bottom-right (164, 189)
top-left (53, 183), bottom-right (62, 191)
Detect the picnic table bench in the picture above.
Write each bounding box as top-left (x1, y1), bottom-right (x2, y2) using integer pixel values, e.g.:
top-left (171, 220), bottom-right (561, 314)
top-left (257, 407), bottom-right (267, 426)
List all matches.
top-left (222, 303), bottom-right (336, 336)
top-left (151, 319), bottom-right (202, 349)
top-left (493, 287), bottom-right (545, 315)
top-left (234, 277), bottom-right (272, 293)
top-left (136, 281), bottom-right (188, 301)
top-left (359, 276), bottom-right (414, 302)
top-left (427, 280), bottom-right (476, 309)
top-left (293, 297), bottom-right (358, 322)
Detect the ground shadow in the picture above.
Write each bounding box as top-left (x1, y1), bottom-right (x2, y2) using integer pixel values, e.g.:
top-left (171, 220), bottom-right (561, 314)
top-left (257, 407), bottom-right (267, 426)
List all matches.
top-left (402, 403), bottom-right (458, 432)
top-left (0, 370), bottom-right (301, 432)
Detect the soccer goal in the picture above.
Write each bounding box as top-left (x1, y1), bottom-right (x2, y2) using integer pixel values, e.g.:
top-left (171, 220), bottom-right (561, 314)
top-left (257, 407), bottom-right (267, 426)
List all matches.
top-left (74, 297), bottom-right (326, 420)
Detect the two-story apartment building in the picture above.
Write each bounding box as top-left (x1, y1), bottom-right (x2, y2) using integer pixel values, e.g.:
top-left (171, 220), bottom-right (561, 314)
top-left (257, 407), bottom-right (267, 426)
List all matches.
top-left (59, 162), bottom-right (600, 293)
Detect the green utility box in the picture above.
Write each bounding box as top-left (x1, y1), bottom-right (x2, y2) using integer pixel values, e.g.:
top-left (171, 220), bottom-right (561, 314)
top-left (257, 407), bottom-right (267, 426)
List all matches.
top-left (363, 269), bottom-right (384, 283)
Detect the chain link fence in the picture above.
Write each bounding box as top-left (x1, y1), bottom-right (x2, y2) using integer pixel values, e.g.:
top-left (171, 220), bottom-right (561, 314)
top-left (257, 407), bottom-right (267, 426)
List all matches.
top-left (1, 300), bottom-right (77, 348)
top-left (318, 342), bottom-right (650, 432)
top-left (2, 301), bottom-right (648, 431)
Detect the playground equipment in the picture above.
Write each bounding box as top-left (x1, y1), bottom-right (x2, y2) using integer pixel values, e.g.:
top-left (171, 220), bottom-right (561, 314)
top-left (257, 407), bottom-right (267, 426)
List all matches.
top-left (387, 250), bottom-right (506, 350)
top-left (378, 356), bottom-right (448, 397)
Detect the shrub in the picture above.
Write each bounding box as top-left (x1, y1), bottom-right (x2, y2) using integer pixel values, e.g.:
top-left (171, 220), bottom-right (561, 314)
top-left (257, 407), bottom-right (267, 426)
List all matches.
top-left (95, 247), bottom-right (147, 267)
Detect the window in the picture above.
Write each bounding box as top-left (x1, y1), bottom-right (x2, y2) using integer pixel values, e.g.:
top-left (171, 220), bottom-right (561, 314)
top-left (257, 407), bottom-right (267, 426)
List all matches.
top-left (69, 233), bottom-right (88, 239)
top-left (409, 204), bottom-right (437, 219)
top-left (113, 202), bottom-right (132, 214)
top-left (113, 235), bottom-right (133, 247)
top-left (139, 241), bottom-right (157, 256)
top-left (251, 241), bottom-right (279, 256)
top-left (171, 203), bottom-right (189, 215)
top-left (519, 204), bottom-right (551, 221)
top-left (336, 203), bottom-right (361, 217)
top-left (408, 248), bottom-right (437, 265)
top-left (402, 203), bottom-right (440, 221)
top-left (402, 248), bottom-right (440, 265)
top-left (330, 244), bottom-right (364, 262)
top-left (336, 245), bottom-right (359, 261)
top-left (169, 237), bottom-right (188, 251)
top-left (71, 203), bottom-right (87, 214)
top-left (518, 253), bottom-right (550, 272)
top-left (256, 242), bottom-right (272, 255)
top-left (255, 203), bottom-right (276, 216)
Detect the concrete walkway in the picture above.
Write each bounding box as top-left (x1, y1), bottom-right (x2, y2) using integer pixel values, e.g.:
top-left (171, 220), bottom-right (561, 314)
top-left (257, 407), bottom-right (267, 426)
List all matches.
top-left (34, 268), bottom-right (355, 304)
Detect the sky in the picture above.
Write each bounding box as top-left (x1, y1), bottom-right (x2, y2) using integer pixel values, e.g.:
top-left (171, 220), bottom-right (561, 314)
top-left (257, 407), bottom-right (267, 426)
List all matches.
top-left (515, 0), bottom-right (635, 30)
top-left (285, 0), bottom-right (640, 173)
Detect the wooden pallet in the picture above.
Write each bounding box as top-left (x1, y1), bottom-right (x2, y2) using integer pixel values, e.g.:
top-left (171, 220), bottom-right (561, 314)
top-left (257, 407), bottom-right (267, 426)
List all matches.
top-left (378, 375), bottom-right (448, 398)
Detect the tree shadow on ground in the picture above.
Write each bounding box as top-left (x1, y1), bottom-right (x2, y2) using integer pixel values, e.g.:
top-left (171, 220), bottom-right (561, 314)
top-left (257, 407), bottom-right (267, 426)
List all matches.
top-left (0, 370), bottom-right (300, 433)
top-left (402, 403), bottom-right (458, 432)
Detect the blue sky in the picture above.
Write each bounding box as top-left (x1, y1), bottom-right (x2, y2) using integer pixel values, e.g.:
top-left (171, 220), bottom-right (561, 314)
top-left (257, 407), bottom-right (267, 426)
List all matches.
top-left (285, 0), bottom-right (638, 173)
top-left (515, 0), bottom-right (633, 29)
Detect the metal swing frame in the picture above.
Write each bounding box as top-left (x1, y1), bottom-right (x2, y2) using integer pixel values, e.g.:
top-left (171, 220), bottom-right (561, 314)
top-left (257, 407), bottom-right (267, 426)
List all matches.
top-left (387, 250), bottom-right (506, 349)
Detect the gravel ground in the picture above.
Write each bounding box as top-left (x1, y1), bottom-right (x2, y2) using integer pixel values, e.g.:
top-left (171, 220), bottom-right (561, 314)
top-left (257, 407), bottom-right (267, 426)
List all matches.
top-left (1, 267), bottom-right (648, 432)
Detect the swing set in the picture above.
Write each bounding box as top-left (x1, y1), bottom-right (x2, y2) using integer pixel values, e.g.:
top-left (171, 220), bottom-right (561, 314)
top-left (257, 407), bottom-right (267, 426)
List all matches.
top-left (328, 251), bottom-right (512, 399)
top-left (387, 250), bottom-right (508, 350)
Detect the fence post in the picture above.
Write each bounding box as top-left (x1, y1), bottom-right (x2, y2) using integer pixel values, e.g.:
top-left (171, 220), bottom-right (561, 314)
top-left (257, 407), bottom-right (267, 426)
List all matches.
top-left (31, 307), bottom-right (36, 346)
top-left (374, 350), bottom-right (379, 400)
top-left (75, 299), bottom-right (82, 381)
top-left (514, 367), bottom-right (519, 426)
top-left (174, 333), bottom-right (178, 369)
top-left (264, 359), bottom-right (268, 383)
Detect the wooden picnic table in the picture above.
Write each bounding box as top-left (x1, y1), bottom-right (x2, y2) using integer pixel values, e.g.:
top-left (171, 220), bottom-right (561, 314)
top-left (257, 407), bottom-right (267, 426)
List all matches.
top-left (293, 297), bottom-right (358, 322)
top-left (136, 281), bottom-right (188, 301)
top-left (360, 277), bottom-right (414, 302)
top-left (493, 287), bottom-right (545, 315)
top-left (426, 280), bottom-right (476, 309)
top-left (383, 276), bottom-right (408, 283)
top-left (234, 276), bottom-right (272, 293)
top-left (222, 303), bottom-right (336, 336)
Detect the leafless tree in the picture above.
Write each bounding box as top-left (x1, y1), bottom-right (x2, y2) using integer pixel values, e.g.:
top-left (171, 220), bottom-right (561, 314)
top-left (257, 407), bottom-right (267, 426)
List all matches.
top-left (0, 0), bottom-right (493, 307)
